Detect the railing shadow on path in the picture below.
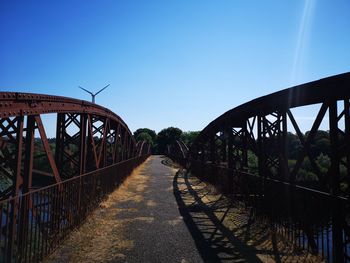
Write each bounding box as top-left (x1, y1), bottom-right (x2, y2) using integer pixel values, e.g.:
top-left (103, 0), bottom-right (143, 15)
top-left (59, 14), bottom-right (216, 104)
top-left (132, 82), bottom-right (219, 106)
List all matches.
top-left (170, 165), bottom-right (318, 263)
top-left (172, 168), bottom-right (264, 262)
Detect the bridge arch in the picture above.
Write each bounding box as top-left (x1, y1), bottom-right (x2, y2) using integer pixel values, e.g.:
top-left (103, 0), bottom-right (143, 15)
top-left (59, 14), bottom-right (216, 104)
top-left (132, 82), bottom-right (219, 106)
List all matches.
top-left (0, 92), bottom-right (144, 199)
top-left (187, 72), bottom-right (350, 262)
top-left (0, 92), bottom-right (151, 262)
top-left (190, 72), bottom-right (350, 193)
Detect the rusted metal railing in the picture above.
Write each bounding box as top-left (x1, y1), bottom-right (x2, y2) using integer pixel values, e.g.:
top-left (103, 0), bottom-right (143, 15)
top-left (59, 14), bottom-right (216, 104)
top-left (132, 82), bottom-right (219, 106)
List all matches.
top-left (169, 73), bottom-right (350, 262)
top-left (0, 155), bottom-right (149, 263)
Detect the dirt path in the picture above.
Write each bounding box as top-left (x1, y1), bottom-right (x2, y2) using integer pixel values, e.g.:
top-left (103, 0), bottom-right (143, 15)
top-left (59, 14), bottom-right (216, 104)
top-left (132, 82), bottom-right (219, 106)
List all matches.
top-left (46, 156), bottom-right (323, 263)
top-left (46, 156), bottom-right (203, 263)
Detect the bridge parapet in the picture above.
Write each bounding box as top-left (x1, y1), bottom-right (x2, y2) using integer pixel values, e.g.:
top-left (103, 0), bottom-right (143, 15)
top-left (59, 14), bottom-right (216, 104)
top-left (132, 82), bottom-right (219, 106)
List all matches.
top-left (0, 92), bottom-right (150, 262)
top-left (184, 73), bottom-right (350, 262)
top-left (0, 92), bottom-right (140, 196)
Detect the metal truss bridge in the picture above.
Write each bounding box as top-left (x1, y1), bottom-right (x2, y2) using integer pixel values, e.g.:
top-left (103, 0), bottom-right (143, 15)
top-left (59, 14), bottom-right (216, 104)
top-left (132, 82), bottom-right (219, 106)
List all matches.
top-left (1, 72), bottom-right (350, 262)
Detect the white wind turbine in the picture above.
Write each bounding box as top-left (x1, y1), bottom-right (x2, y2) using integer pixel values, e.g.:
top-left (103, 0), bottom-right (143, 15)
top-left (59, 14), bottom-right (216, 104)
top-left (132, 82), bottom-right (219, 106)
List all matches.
top-left (79, 84), bottom-right (110, 103)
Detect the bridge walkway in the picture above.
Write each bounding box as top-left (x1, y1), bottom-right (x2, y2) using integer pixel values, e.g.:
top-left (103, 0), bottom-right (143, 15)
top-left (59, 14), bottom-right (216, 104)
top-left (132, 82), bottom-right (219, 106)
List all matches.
top-left (46, 156), bottom-right (321, 263)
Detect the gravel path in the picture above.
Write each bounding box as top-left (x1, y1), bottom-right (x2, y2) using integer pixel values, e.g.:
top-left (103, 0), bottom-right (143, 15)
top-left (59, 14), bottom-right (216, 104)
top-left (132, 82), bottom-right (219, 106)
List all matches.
top-left (46, 155), bottom-right (322, 263)
top-left (46, 156), bottom-right (203, 263)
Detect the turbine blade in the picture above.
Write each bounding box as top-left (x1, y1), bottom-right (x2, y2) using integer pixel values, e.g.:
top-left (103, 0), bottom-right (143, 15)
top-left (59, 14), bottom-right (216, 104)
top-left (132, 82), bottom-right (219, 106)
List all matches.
top-left (95, 84), bottom-right (110, 96)
top-left (79, 86), bottom-right (93, 96)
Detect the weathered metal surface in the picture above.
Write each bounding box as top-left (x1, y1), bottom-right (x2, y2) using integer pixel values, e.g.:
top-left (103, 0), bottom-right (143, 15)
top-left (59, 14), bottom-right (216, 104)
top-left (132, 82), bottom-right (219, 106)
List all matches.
top-left (0, 92), bottom-right (151, 262)
top-left (0, 155), bottom-right (148, 262)
top-left (0, 92), bottom-right (129, 130)
top-left (0, 92), bottom-right (141, 197)
top-left (174, 72), bottom-right (350, 262)
top-left (136, 140), bottom-right (152, 157)
top-left (199, 72), bottom-right (350, 135)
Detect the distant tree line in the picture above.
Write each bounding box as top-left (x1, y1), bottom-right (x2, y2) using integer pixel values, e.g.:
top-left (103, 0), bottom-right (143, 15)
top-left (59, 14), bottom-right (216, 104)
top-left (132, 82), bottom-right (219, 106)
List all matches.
top-left (133, 127), bottom-right (200, 154)
top-left (134, 127), bottom-right (332, 159)
top-left (134, 127), bottom-right (347, 193)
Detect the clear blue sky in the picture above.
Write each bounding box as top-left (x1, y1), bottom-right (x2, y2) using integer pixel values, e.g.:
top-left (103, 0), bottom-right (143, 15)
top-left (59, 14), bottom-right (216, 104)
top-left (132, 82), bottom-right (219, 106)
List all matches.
top-left (1, 0), bottom-right (350, 136)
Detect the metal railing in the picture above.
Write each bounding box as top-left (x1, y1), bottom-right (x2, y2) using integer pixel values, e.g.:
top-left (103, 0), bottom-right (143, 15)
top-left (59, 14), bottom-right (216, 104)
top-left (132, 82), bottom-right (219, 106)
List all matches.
top-left (178, 73), bottom-right (350, 263)
top-left (0, 155), bottom-right (149, 263)
top-left (183, 158), bottom-right (350, 263)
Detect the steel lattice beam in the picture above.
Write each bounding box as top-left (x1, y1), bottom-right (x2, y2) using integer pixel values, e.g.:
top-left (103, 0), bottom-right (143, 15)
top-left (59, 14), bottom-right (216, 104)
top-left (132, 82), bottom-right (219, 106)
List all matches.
top-left (188, 72), bottom-right (350, 262)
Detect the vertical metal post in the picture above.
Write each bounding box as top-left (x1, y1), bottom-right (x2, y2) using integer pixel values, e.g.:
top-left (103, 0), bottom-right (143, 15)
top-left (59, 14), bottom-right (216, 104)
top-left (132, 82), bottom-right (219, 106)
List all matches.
top-left (86, 114), bottom-right (93, 171)
top-left (257, 115), bottom-right (264, 179)
top-left (87, 115), bottom-right (98, 170)
top-left (76, 113), bottom-right (87, 220)
top-left (221, 131), bottom-right (227, 163)
top-left (23, 116), bottom-right (35, 192)
top-left (257, 114), bottom-right (266, 208)
top-left (121, 131), bottom-right (127, 161)
top-left (279, 112), bottom-right (289, 181)
top-left (55, 113), bottom-right (65, 175)
top-left (129, 138), bottom-right (134, 159)
top-left (8, 116), bottom-right (24, 262)
top-left (344, 99), bottom-right (350, 198)
top-left (329, 99), bottom-right (344, 263)
top-left (242, 126), bottom-right (248, 169)
top-left (129, 137), bottom-right (133, 158)
top-left (227, 128), bottom-right (233, 170)
top-left (97, 118), bottom-right (107, 168)
top-left (18, 115), bottom-right (35, 260)
top-left (329, 100), bottom-right (340, 194)
top-left (103, 120), bottom-right (108, 167)
top-left (125, 133), bottom-right (130, 160)
top-left (79, 114), bottom-right (87, 175)
top-left (113, 124), bottom-right (121, 163)
top-left (226, 127), bottom-right (234, 194)
top-left (127, 136), bottom-right (132, 160)
top-left (210, 135), bottom-right (216, 164)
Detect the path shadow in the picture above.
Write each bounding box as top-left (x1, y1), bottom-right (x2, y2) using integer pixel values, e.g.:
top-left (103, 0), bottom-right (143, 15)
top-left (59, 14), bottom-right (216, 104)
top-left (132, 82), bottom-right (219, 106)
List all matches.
top-left (173, 168), bottom-right (264, 262)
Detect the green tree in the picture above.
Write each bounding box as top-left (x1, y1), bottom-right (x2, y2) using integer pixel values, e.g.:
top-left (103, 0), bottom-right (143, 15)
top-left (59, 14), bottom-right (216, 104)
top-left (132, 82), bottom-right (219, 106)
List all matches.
top-left (156, 127), bottom-right (182, 154)
top-left (136, 132), bottom-right (153, 144)
top-left (305, 130), bottom-right (330, 156)
top-left (181, 131), bottom-right (200, 147)
top-left (286, 132), bottom-right (301, 159)
top-left (134, 128), bottom-right (157, 144)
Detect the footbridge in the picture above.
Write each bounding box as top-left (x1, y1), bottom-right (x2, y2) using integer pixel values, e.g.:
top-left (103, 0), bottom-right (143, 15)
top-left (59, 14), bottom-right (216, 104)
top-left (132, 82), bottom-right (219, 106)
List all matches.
top-left (0, 72), bottom-right (349, 262)
top-left (0, 93), bottom-right (150, 262)
top-left (170, 72), bottom-right (350, 263)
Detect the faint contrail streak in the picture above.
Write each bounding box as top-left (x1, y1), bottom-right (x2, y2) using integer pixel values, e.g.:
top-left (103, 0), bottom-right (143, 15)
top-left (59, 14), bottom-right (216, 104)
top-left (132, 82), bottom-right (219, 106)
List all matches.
top-left (290, 0), bottom-right (316, 85)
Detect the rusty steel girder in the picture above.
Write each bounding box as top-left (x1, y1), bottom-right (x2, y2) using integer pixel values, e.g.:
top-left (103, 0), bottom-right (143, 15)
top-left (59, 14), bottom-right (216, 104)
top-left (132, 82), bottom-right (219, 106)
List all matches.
top-left (0, 92), bottom-right (141, 199)
top-left (0, 92), bottom-right (152, 262)
top-left (167, 140), bottom-right (189, 167)
top-left (188, 72), bottom-right (350, 263)
top-left (136, 140), bottom-right (152, 157)
top-left (191, 72), bottom-right (350, 192)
